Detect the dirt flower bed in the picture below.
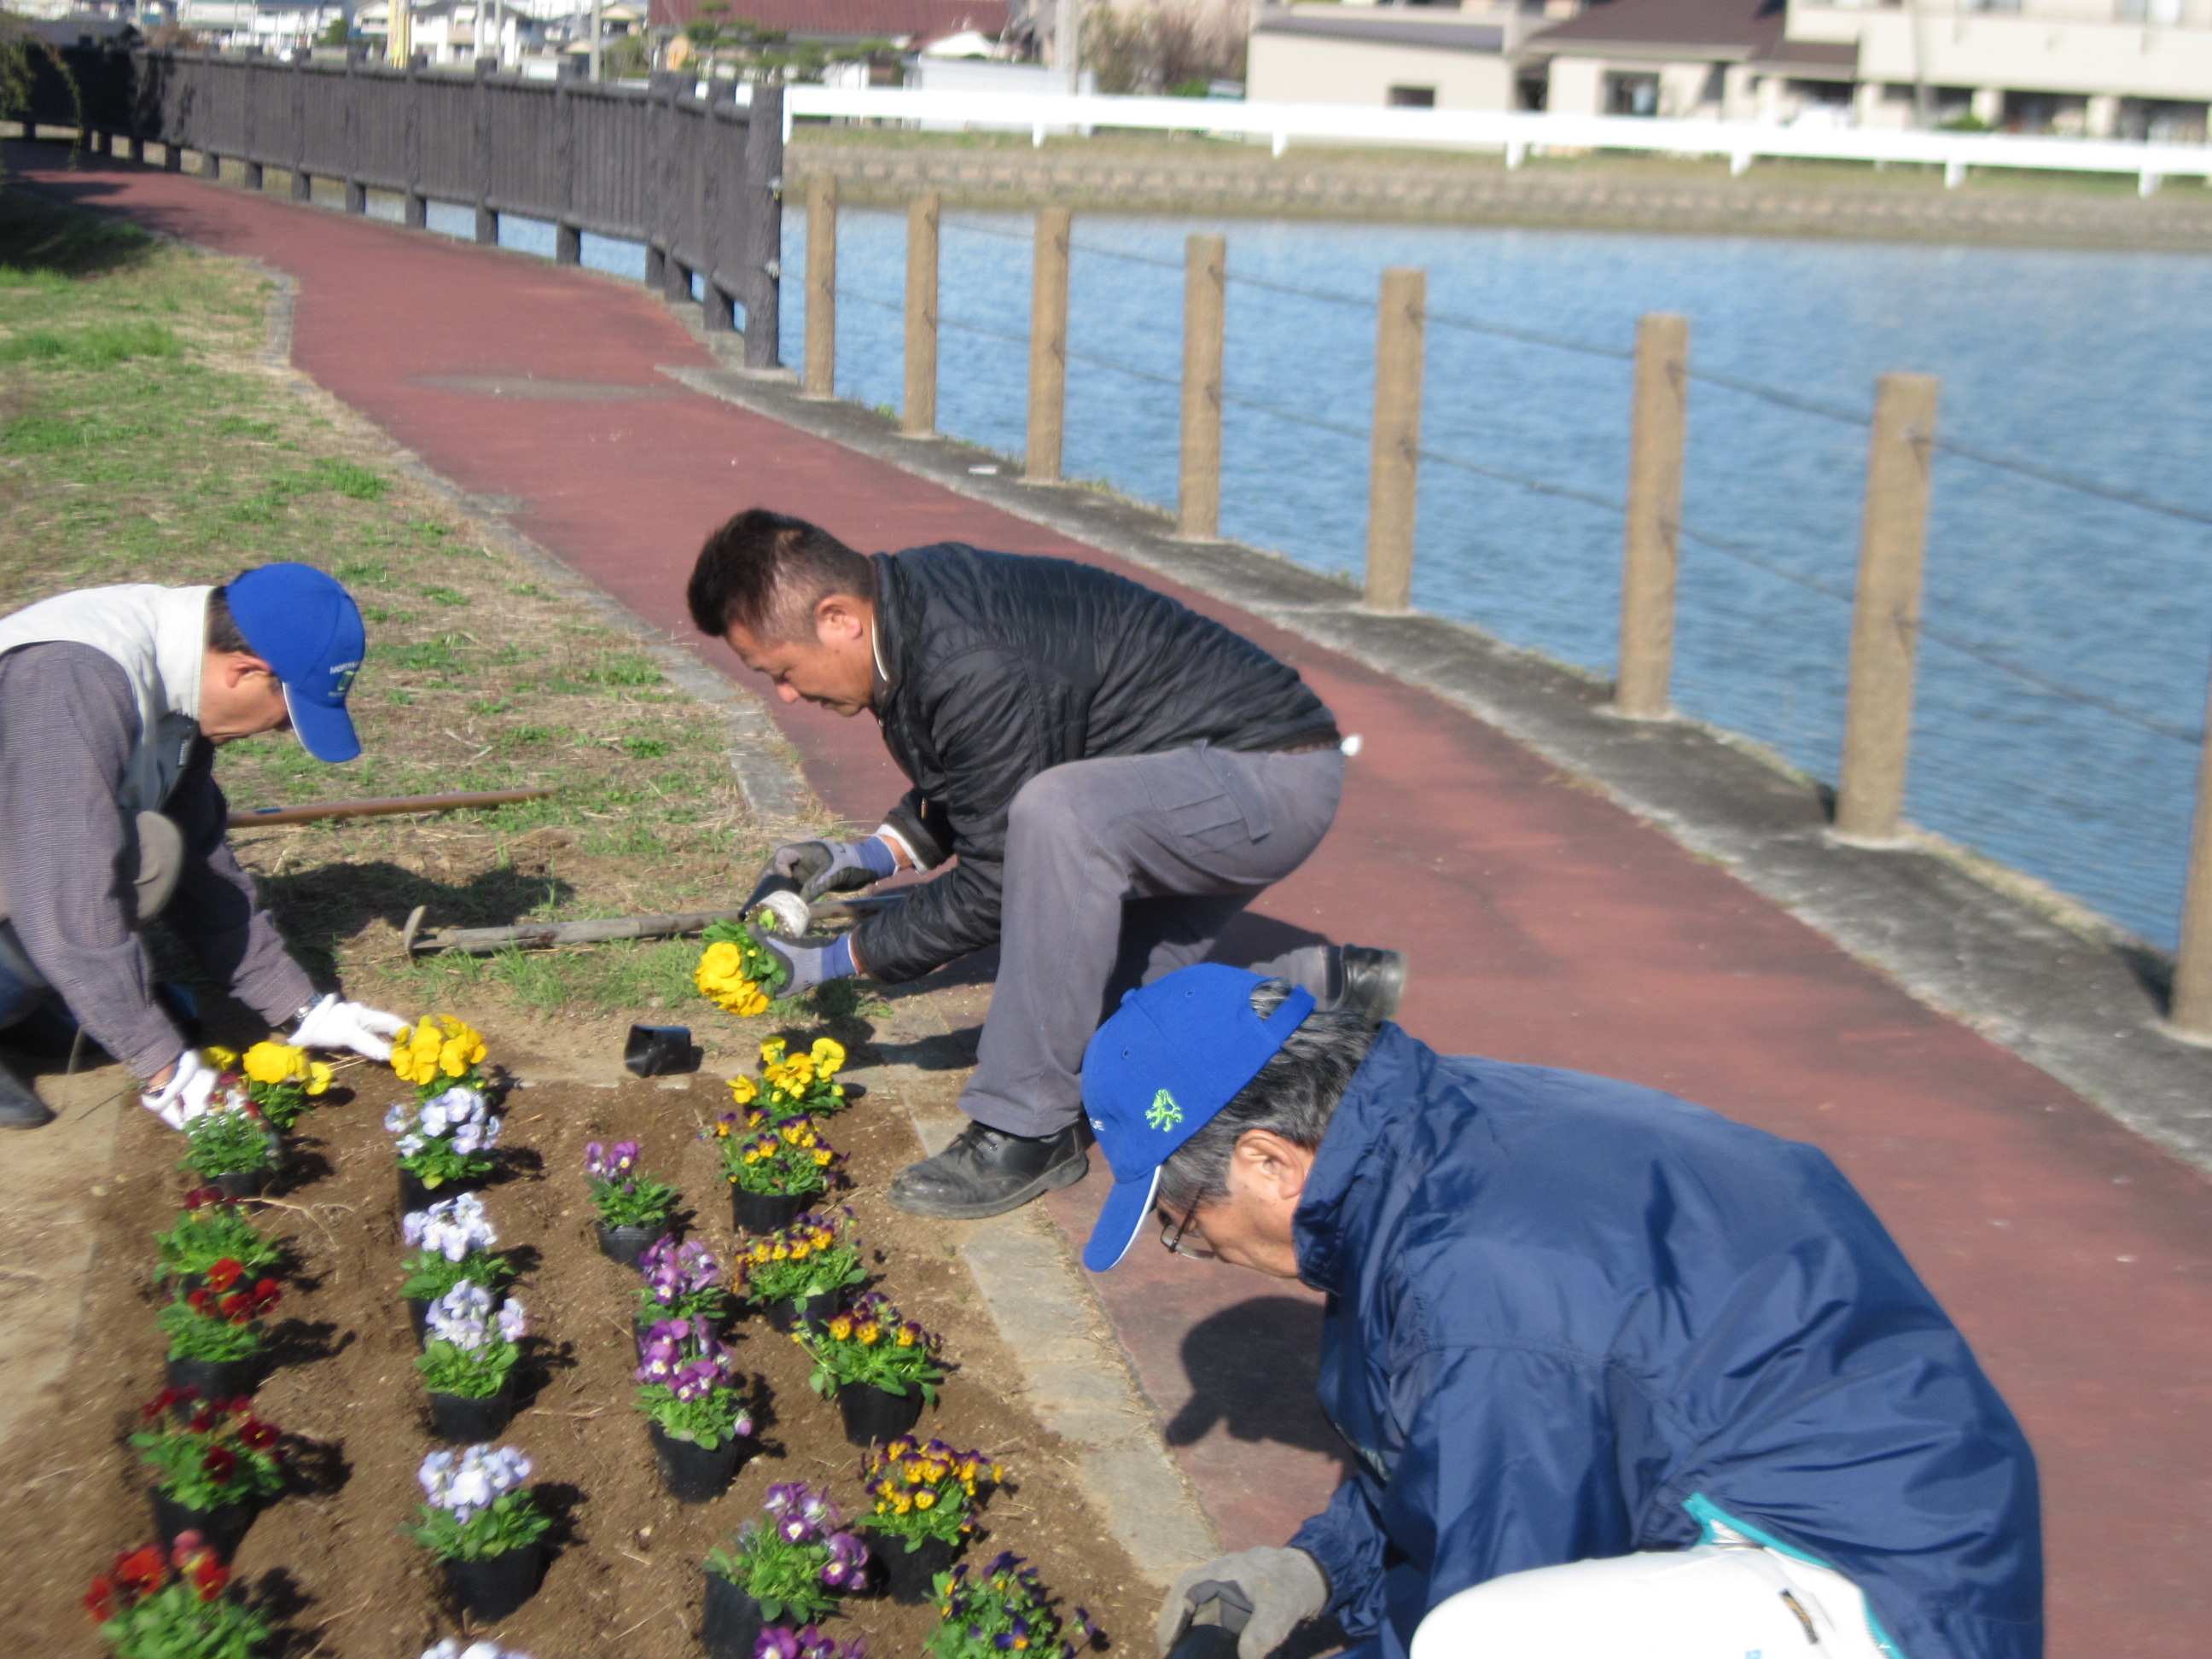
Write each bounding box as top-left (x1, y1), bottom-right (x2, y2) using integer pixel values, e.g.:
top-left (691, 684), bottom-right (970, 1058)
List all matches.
top-left (2, 189), bottom-right (1153, 1656)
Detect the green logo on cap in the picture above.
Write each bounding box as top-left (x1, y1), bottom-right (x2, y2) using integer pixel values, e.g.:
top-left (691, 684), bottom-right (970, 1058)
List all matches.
top-left (1146, 1089), bottom-right (1183, 1132)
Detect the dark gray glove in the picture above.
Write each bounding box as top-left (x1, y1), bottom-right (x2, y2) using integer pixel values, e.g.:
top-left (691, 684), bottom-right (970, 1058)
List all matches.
top-left (1157, 1547), bottom-right (1329, 1659)
top-left (769, 835), bottom-right (898, 902)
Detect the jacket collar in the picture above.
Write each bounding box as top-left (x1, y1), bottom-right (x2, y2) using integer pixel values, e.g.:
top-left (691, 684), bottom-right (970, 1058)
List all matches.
top-left (869, 553), bottom-right (903, 709)
top-left (1294, 1022), bottom-right (1428, 1299)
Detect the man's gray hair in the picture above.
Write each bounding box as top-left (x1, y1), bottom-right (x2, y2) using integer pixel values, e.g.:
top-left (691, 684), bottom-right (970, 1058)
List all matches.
top-left (1155, 980), bottom-right (1377, 1214)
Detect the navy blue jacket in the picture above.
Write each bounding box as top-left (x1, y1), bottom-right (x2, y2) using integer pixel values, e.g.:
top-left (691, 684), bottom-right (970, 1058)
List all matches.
top-left (1289, 1027), bottom-right (2041, 1659)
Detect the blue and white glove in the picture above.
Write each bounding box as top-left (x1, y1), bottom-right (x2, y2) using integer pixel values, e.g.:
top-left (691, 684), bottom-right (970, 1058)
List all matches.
top-left (770, 835), bottom-right (899, 902)
top-left (749, 925), bottom-right (860, 998)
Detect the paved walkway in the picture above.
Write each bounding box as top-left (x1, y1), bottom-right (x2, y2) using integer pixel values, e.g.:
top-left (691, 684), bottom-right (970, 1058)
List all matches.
top-left (18, 148), bottom-right (2212, 1656)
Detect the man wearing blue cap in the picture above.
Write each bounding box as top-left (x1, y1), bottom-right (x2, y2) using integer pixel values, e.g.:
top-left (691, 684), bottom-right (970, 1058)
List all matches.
top-left (1084, 964), bottom-right (2041, 1659)
top-left (0, 566), bottom-right (405, 1128)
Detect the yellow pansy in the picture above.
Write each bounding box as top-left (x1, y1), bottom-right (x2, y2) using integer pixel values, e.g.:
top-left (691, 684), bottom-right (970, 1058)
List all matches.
top-left (760, 1037), bottom-right (788, 1066)
top-left (202, 1045), bottom-right (239, 1072)
top-left (305, 1060), bottom-right (333, 1097)
top-left (727, 1075), bottom-right (759, 1106)
top-left (810, 1038), bottom-right (846, 1075)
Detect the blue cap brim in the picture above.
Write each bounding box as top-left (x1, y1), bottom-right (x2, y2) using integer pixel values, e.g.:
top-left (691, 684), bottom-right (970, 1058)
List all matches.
top-left (1082, 1165), bottom-right (1162, 1272)
top-left (284, 684), bottom-right (361, 764)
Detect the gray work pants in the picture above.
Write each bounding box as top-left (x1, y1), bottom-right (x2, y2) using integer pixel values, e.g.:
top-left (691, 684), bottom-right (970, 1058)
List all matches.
top-left (960, 744), bottom-right (1345, 1138)
top-left (0, 811), bottom-right (182, 1028)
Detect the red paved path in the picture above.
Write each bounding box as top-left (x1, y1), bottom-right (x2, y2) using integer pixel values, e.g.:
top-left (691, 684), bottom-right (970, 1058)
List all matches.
top-left (21, 151), bottom-right (2212, 1655)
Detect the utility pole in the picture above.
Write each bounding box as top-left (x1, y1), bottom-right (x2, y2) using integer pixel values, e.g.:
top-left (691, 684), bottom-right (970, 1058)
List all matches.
top-left (389, 0), bottom-right (410, 64)
top-left (1053, 0), bottom-right (1079, 90)
top-left (589, 0), bottom-right (603, 79)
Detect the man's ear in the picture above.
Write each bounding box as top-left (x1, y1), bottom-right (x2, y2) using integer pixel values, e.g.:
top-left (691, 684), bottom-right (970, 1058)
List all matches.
top-left (216, 651), bottom-right (276, 688)
top-left (813, 593), bottom-right (868, 645)
top-left (1236, 1128), bottom-right (1315, 1205)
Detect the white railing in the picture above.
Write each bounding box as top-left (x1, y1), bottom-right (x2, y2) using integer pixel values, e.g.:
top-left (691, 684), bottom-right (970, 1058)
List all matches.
top-left (757, 84), bottom-right (2212, 196)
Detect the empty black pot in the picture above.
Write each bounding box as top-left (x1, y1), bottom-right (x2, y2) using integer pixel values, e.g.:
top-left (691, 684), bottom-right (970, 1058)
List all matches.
top-left (875, 1532), bottom-right (959, 1604)
top-left (837, 1380), bottom-right (923, 1447)
top-left (444, 1541), bottom-right (544, 1621)
top-left (731, 1187), bottom-right (809, 1235)
top-left (150, 1487), bottom-right (259, 1560)
top-left (760, 1290), bottom-right (838, 1336)
top-left (399, 1168), bottom-right (483, 1215)
top-left (624, 1024), bottom-right (699, 1078)
top-left (597, 1220), bottom-right (671, 1272)
top-left (701, 1572), bottom-right (765, 1659)
top-left (406, 1297), bottom-right (432, 1344)
top-left (209, 1167), bottom-right (270, 1202)
top-left (165, 1355), bottom-right (260, 1400)
top-left (428, 1382), bottom-right (514, 1444)
top-left (649, 1420), bottom-right (749, 1504)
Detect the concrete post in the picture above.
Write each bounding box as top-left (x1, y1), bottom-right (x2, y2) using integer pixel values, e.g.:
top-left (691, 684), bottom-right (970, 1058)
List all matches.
top-left (242, 47), bottom-right (263, 191)
top-left (1834, 373), bottom-right (1941, 845)
top-left (289, 49), bottom-right (310, 202)
top-left (1362, 266), bottom-right (1425, 612)
top-left (1025, 205), bottom-right (1071, 485)
top-left (1176, 232), bottom-right (1226, 542)
top-left (472, 57), bottom-right (498, 244)
top-left (403, 50), bottom-right (428, 227)
top-left (902, 190), bottom-right (940, 438)
top-left (1614, 312), bottom-right (1691, 718)
top-left (2168, 684), bottom-right (2212, 1038)
top-left (803, 174), bottom-right (838, 400)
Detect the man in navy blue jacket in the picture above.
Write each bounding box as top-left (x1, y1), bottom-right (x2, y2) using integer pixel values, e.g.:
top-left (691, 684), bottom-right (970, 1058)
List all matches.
top-left (1080, 965), bottom-right (2041, 1659)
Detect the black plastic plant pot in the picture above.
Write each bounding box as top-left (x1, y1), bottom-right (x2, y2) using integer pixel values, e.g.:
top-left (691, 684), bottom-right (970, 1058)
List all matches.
top-left (406, 1297), bottom-right (431, 1345)
top-left (731, 1186), bottom-right (810, 1235)
top-left (701, 1571), bottom-right (766, 1659)
top-left (649, 1420), bottom-right (749, 1504)
top-left (761, 1289), bottom-right (840, 1336)
top-left (210, 1167), bottom-right (270, 1202)
top-left (837, 1380), bottom-right (923, 1447)
top-left (151, 1487), bottom-right (259, 1560)
top-left (428, 1382), bottom-right (515, 1443)
top-left (166, 1354), bottom-right (260, 1400)
top-left (624, 1023), bottom-right (699, 1078)
top-left (875, 1531), bottom-right (960, 1604)
top-left (444, 1541), bottom-right (544, 1622)
top-left (597, 1220), bottom-right (671, 1272)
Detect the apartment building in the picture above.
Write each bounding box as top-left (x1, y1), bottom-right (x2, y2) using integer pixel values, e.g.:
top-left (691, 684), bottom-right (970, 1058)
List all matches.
top-left (1243, 0), bottom-right (2212, 140)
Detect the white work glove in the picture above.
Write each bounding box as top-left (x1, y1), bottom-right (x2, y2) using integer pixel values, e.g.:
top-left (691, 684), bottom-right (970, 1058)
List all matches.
top-left (291, 993), bottom-right (406, 1062)
top-left (143, 1048), bottom-right (221, 1129)
top-left (1157, 1546), bottom-right (1330, 1659)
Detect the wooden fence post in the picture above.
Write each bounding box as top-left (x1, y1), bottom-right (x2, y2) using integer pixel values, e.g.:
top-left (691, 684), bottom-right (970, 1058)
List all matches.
top-left (1834, 372), bottom-right (1941, 844)
top-left (554, 63), bottom-right (581, 265)
top-left (740, 75), bottom-right (783, 370)
top-left (403, 50), bottom-right (427, 227)
top-left (472, 57), bottom-right (497, 243)
top-left (289, 49), bottom-right (310, 201)
top-left (343, 44), bottom-right (365, 214)
top-left (1363, 266), bottom-right (1425, 611)
top-left (903, 189), bottom-right (940, 438)
top-left (2168, 689), bottom-right (2212, 1037)
top-left (241, 48), bottom-right (263, 191)
top-left (1176, 231), bottom-right (1226, 541)
top-left (701, 90), bottom-right (735, 332)
top-left (1614, 312), bottom-right (1691, 717)
top-left (1025, 204), bottom-right (1070, 485)
top-left (804, 173), bottom-right (838, 399)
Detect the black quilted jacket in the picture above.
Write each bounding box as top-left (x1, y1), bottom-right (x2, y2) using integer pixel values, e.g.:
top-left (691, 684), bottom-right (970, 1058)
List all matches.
top-left (852, 544), bottom-right (1337, 982)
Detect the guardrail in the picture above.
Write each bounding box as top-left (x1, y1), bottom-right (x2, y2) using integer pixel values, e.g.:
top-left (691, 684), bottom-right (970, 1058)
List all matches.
top-left (768, 84), bottom-right (2212, 197)
top-left (15, 48), bottom-right (785, 366)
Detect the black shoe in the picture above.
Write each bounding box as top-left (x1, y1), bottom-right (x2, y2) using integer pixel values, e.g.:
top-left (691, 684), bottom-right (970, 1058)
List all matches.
top-left (887, 1121), bottom-right (1089, 1220)
top-left (0, 1052), bottom-right (55, 1130)
top-left (1330, 946), bottom-right (1408, 1024)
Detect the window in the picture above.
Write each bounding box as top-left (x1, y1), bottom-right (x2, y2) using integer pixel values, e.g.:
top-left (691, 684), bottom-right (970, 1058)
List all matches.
top-left (1606, 72), bottom-right (1660, 117)
top-left (1388, 85), bottom-right (1438, 108)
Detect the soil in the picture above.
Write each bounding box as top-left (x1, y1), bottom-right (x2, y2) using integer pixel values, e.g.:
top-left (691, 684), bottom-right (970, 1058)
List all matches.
top-left (0, 1004), bottom-right (1154, 1658)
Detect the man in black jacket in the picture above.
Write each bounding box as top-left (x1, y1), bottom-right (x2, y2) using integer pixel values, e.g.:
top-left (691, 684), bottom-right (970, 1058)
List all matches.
top-left (687, 509), bottom-right (1405, 1219)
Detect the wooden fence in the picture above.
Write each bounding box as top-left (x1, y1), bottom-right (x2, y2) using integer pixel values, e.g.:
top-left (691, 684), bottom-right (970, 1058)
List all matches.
top-left (18, 47), bottom-right (784, 368)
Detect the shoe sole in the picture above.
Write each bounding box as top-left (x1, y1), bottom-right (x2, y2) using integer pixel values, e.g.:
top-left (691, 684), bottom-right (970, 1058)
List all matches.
top-left (885, 1149), bottom-right (1091, 1220)
top-left (1347, 952), bottom-right (1409, 1024)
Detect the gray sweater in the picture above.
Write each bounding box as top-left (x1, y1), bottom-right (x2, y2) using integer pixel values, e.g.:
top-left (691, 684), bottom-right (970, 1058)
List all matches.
top-left (0, 642), bottom-right (316, 1078)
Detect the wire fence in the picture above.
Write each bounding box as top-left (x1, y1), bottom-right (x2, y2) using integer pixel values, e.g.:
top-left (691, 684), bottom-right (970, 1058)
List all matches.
top-left (864, 217), bottom-right (2210, 749)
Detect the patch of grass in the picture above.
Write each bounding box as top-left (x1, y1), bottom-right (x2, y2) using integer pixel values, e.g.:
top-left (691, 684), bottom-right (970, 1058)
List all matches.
top-left (420, 585), bottom-right (469, 608)
top-left (577, 653), bottom-right (663, 686)
top-left (0, 320), bottom-right (183, 369)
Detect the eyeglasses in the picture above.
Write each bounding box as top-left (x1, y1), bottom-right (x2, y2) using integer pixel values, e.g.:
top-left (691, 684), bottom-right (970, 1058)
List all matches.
top-left (1160, 1197), bottom-right (1217, 1260)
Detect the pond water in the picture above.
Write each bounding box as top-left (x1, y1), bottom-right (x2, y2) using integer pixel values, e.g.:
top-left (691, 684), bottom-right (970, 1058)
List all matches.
top-left (428, 197), bottom-right (2212, 952)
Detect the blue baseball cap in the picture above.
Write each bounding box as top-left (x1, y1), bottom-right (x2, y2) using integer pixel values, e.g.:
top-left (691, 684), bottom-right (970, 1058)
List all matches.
top-left (1079, 963), bottom-right (1316, 1272)
top-left (224, 563), bottom-right (365, 763)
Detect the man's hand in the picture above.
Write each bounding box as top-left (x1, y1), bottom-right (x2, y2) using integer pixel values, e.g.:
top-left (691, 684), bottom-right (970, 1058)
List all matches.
top-left (142, 1048), bottom-right (220, 1129)
top-left (748, 925), bottom-right (860, 998)
top-left (769, 835), bottom-right (900, 902)
top-left (292, 993), bottom-right (406, 1062)
top-left (1156, 1548), bottom-right (1329, 1659)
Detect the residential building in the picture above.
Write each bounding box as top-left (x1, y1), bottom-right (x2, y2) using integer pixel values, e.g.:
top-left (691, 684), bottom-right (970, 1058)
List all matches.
top-left (1527, 0), bottom-right (1858, 123)
top-left (1245, 3), bottom-right (1564, 110)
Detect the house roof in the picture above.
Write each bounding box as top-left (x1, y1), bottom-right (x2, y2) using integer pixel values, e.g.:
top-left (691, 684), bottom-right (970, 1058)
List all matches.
top-left (647, 0), bottom-right (1010, 42)
top-left (1524, 0), bottom-right (1855, 68)
top-left (1253, 9), bottom-right (1506, 55)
